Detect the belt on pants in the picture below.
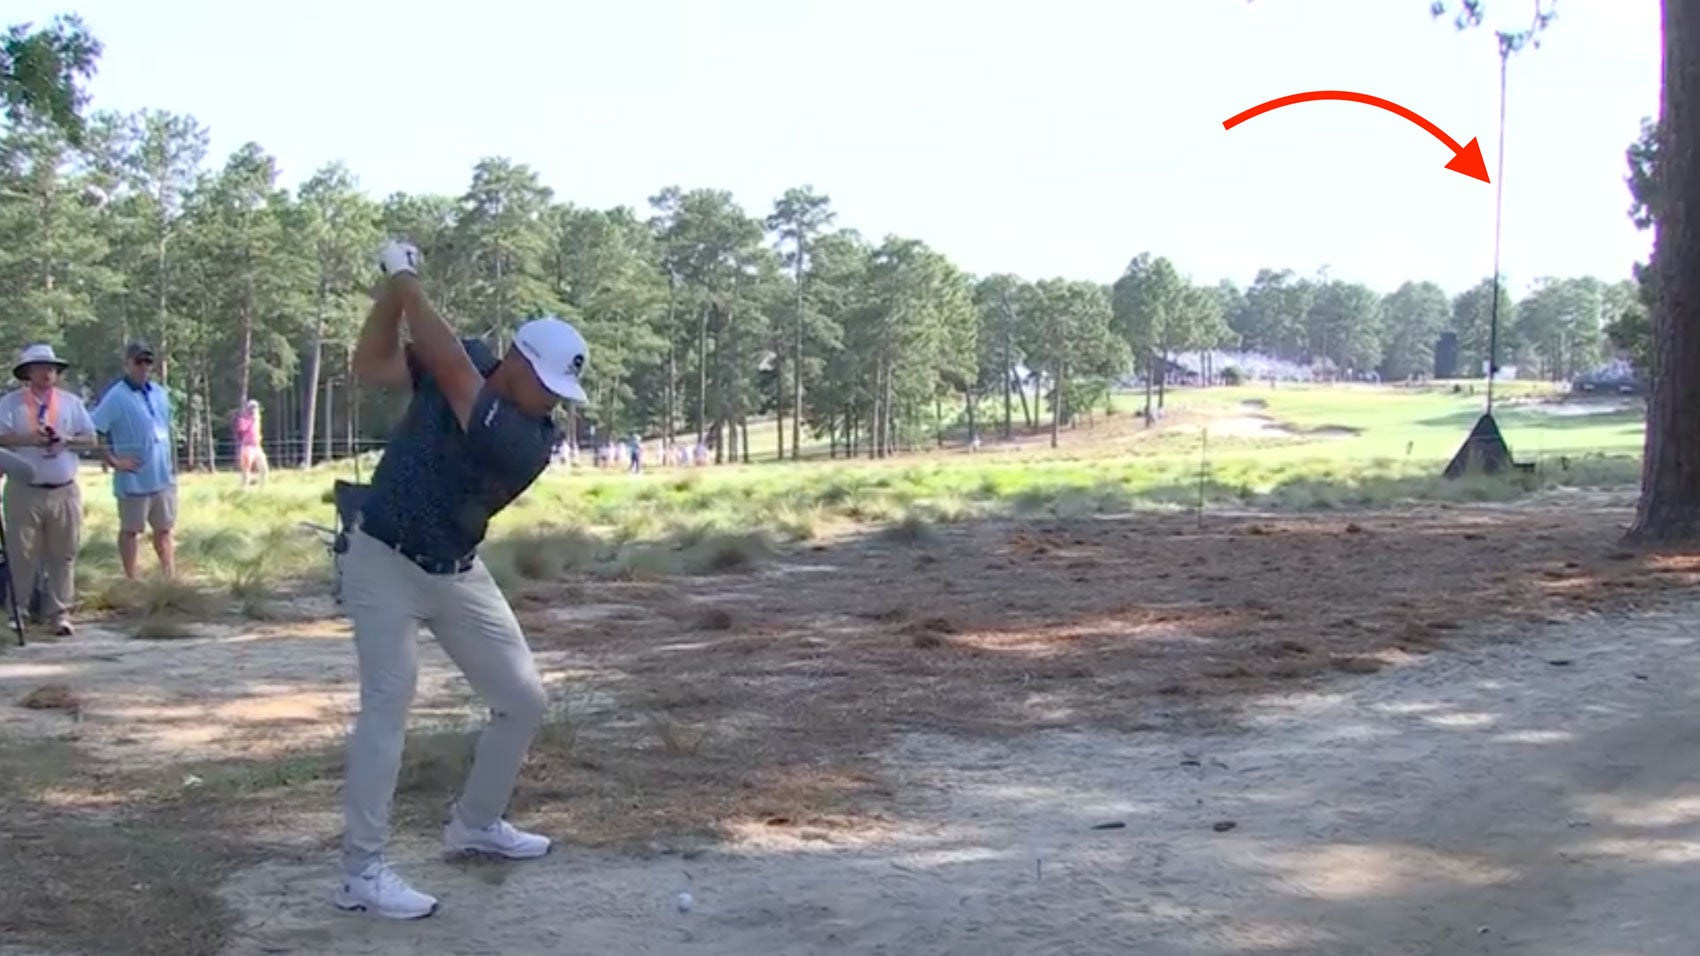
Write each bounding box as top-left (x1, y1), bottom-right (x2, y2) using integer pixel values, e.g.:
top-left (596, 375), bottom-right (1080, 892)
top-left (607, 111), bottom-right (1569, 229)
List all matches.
top-left (28, 481), bottom-right (74, 490)
top-left (364, 530), bottom-right (475, 576)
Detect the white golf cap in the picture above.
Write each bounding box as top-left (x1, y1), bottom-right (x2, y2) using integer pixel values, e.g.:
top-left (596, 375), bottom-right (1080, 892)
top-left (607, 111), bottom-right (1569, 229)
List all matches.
top-left (513, 316), bottom-right (589, 403)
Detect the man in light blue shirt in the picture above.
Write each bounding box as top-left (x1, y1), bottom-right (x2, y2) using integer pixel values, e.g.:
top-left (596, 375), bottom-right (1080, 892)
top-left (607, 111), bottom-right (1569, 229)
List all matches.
top-left (90, 341), bottom-right (177, 578)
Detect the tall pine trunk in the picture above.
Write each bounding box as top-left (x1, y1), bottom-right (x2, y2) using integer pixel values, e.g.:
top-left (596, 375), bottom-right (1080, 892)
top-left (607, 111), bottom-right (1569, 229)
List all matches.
top-left (300, 275), bottom-right (327, 468)
top-left (346, 350), bottom-right (360, 465)
top-left (1002, 331), bottom-right (1014, 440)
top-left (198, 365), bottom-right (216, 470)
top-left (183, 368), bottom-right (199, 471)
top-left (774, 282), bottom-right (787, 461)
top-left (773, 309), bottom-right (785, 460)
top-left (156, 230), bottom-right (171, 388)
top-left (666, 342), bottom-right (676, 448)
top-left (875, 391), bottom-right (885, 460)
top-left (1050, 364), bottom-right (1064, 449)
top-left (869, 362), bottom-right (882, 460)
top-left (323, 376), bottom-right (335, 468)
top-left (696, 303), bottom-right (710, 439)
top-left (1143, 350), bottom-right (1156, 423)
top-left (237, 298), bottom-right (254, 410)
top-left (664, 280), bottom-right (677, 449)
top-left (775, 362), bottom-right (785, 461)
top-left (791, 244), bottom-right (806, 461)
top-left (883, 372), bottom-right (895, 458)
top-left (1629, 0), bottom-right (1700, 541)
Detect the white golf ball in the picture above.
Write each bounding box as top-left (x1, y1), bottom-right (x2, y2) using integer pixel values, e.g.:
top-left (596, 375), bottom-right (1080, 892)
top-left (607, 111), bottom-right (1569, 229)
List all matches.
top-left (676, 891), bottom-right (694, 913)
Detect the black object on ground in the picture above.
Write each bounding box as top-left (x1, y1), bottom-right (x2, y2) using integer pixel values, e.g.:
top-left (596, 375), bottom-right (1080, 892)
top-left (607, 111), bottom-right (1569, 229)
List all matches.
top-left (1444, 412), bottom-right (1536, 480)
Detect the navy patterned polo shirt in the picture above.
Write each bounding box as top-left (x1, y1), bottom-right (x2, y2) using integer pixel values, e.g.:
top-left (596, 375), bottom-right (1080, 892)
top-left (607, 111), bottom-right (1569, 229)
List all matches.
top-left (359, 338), bottom-right (557, 568)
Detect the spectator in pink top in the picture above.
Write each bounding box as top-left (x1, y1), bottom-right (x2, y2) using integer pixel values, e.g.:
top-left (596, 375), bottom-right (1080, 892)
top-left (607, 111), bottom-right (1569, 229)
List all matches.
top-left (234, 399), bottom-right (268, 490)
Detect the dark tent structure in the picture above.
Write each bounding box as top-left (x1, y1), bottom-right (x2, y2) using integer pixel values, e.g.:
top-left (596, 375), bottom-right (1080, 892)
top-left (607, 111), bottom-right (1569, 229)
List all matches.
top-left (1443, 412), bottom-right (1534, 479)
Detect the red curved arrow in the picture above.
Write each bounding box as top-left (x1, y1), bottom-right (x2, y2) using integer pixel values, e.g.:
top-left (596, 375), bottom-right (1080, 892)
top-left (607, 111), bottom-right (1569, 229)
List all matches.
top-left (1223, 90), bottom-right (1490, 183)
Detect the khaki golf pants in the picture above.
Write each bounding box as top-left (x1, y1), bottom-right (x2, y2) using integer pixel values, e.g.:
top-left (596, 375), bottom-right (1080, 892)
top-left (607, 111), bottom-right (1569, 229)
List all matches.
top-left (4, 481), bottom-right (81, 621)
top-left (340, 527), bottom-right (548, 877)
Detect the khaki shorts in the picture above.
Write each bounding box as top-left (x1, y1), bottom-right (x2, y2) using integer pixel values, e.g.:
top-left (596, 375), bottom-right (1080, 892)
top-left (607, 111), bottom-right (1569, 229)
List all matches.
top-left (118, 486), bottom-right (177, 534)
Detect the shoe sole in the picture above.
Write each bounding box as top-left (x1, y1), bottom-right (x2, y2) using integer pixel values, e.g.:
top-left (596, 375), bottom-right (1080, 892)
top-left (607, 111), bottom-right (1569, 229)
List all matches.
top-left (331, 893), bottom-right (440, 921)
top-left (442, 842), bottom-right (553, 862)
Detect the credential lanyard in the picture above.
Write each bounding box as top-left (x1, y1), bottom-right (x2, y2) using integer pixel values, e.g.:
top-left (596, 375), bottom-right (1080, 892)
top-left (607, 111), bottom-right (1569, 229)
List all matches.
top-left (139, 384), bottom-right (165, 430)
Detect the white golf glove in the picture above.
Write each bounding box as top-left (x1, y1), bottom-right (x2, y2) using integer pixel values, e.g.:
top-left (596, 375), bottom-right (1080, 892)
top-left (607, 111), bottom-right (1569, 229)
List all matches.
top-left (377, 239), bottom-right (421, 277)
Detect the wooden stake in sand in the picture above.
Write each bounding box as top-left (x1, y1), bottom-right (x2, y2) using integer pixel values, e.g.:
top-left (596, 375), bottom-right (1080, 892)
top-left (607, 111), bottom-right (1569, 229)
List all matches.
top-left (1196, 427), bottom-right (1210, 529)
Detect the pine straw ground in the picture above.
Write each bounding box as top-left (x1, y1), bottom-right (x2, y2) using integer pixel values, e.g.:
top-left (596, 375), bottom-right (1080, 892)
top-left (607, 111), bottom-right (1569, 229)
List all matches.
top-left (4, 493), bottom-right (1699, 956)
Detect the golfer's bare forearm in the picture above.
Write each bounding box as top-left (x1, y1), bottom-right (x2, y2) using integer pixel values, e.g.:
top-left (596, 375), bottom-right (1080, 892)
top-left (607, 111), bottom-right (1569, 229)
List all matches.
top-left (352, 282), bottom-right (409, 388)
top-left (390, 274), bottom-right (482, 428)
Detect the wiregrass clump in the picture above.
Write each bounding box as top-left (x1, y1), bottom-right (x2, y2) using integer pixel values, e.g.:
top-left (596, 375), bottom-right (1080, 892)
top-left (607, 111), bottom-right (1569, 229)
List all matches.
top-left (678, 529), bottom-right (778, 574)
top-left (881, 511), bottom-right (940, 546)
top-left (398, 699), bottom-right (577, 795)
top-left (494, 528), bottom-right (604, 580)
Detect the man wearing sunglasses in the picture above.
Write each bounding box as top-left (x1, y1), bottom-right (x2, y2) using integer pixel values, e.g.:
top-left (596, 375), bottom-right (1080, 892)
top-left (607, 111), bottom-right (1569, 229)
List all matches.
top-left (90, 341), bottom-right (177, 579)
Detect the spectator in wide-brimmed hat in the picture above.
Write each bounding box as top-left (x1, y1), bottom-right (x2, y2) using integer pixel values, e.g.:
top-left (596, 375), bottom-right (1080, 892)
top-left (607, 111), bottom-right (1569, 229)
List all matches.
top-left (0, 344), bottom-right (98, 635)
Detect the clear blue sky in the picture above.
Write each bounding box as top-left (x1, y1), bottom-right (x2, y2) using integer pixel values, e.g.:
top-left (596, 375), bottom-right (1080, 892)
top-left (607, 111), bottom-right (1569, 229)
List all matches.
top-left (16, 0), bottom-right (1660, 297)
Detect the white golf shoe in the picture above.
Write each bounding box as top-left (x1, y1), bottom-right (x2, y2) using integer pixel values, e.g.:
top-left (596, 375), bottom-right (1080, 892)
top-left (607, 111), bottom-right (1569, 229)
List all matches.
top-left (332, 861), bottom-right (439, 920)
top-left (443, 813), bottom-right (552, 860)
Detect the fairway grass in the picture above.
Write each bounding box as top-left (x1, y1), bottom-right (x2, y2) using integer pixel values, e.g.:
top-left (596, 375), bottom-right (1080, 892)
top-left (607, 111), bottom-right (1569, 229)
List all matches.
top-left (1173, 383), bottom-right (1645, 462)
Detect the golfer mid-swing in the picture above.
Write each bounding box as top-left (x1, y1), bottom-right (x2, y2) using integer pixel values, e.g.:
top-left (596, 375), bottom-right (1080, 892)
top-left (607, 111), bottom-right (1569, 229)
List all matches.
top-left (334, 239), bottom-right (587, 920)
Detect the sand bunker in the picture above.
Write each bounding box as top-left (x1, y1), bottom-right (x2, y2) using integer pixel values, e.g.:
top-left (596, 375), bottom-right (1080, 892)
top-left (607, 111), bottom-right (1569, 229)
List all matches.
top-left (1183, 412), bottom-right (1357, 441)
